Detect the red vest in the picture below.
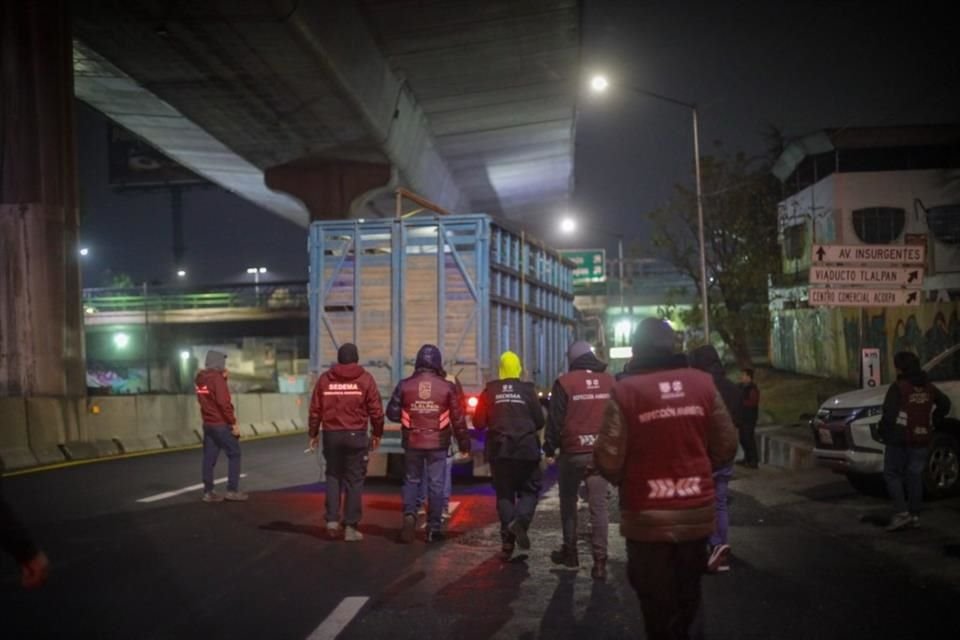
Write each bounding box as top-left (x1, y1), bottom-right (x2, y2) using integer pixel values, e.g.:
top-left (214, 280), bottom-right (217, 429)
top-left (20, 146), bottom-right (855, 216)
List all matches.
top-left (558, 370), bottom-right (616, 454)
top-left (896, 379), bottom-right (935, 447)
top-left (613, 367), bottom-right (717, 513)
top-left (397, 371), bottom-right (456, 450)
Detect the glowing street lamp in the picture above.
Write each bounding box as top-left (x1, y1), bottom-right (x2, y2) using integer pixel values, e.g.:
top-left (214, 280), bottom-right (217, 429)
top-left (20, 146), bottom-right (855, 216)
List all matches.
top-left (176, 269), bottom-right (186, 278)
top-left (113, 332), bottom-right (130, 349)
top-left (79, 247), bottom-right (89, 256)
top-left (588, 73), bottom-right (711, 341)
top-left (560, 217), bottom-right (576, 234)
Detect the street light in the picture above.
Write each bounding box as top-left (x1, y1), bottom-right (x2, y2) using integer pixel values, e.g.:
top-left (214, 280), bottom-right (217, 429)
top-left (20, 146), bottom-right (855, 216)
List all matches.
top-left (176, 269), bottom-right (186, 278)
top-left (79, 247), bottom-right (89, 256)
top-left (560, 216), bottom-right (625, 310)
top-left (589, 74), bottom-right (711, 342)
top-left (247, 266), bottom-right (267, 301)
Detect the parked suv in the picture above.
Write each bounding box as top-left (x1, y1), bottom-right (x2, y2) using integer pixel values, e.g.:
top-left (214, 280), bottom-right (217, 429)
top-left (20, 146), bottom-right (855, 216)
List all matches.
top-left (811, 343), bottom-right (960, 497)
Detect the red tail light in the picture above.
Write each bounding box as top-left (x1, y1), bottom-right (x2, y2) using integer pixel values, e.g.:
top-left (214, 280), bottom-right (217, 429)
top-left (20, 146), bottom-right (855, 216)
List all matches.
top-left (467, 396), bottom-right (479, 409)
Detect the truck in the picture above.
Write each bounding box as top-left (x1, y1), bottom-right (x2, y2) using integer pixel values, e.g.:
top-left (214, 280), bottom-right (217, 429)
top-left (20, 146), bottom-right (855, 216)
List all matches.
top-left (308, 202), bottom-right (576, 475)
top-left (811, 342), bottom-right (960, 497)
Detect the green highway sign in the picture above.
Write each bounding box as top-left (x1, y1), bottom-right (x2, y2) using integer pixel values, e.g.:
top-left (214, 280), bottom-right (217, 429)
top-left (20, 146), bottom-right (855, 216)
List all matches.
top-left (561, 249), bottom-right (607, 285)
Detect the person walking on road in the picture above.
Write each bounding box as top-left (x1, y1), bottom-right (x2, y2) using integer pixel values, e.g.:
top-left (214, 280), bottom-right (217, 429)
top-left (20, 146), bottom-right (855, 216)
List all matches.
top-left (543, 341), bottom-right (616, 579)
top-left (386, 344), bottom-right (470, 543)
top-left (737, 368), bottom-right (760, 468)
top-left (595, 318), bottom-right (737, 640)
top-left (1, 469), bottom-right (49, 589)
top-left (473, 351), bottom-right (545, 560)
top-left (309, 343), bottom-right (385, 542)
top-left (196, 350), bottom-right (247, 502)
top-left (689, 345), bottom-right (741, 574)
top-left (879, 351), bottom-right (951, 532)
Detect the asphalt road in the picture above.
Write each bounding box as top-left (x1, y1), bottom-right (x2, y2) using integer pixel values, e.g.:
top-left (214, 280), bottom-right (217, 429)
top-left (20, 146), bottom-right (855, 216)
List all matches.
top-left (3, 435), bottom-right (960, 639)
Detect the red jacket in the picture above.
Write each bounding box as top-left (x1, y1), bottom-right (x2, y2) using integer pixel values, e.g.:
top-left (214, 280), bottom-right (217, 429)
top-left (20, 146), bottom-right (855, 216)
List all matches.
top-left (308, 363), bottom-right (384, 438)
top-left (556, 369), bottom-right (616, 455)
top-left (195, 369), bottom-right (236, 426)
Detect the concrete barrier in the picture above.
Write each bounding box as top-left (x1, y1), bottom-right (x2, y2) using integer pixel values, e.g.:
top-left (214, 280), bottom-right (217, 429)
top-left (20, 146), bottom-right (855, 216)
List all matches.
top-left (0, 397), bottom-right (37, 470)
top-left (237, 423), bottom-right (257, 437)
top-left (25, 398), bottom-right (68, 464)
top-left (61, 439), bottom-right (121, 460)
top-left (138, 395), bottom-right (198, 448)
top-left (85, 396), bottom-right (161, 454)
top-left (236, 394), bottom-right (263, 425)
top-left (252, 422), bottom-right (279, 435)
top-left (758, 426), bottom-right (816, 470)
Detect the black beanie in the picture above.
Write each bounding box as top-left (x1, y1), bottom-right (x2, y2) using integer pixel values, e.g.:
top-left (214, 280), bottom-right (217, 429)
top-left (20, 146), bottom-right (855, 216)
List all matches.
top-left (632, 317), bottom-right (677, 355)
top-left (337, 343), bottom-right (359, 365)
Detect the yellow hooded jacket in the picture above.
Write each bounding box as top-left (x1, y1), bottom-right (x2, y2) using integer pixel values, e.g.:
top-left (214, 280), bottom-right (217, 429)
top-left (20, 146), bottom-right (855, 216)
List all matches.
top-left (499, 350), bottom-right (522, 380)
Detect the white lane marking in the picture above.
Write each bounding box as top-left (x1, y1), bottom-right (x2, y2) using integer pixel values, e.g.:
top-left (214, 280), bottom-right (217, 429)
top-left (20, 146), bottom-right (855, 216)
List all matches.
top-left (137, 474), bottom-right (248, 503)
top-left (306, 596), bottom-right (369, 640)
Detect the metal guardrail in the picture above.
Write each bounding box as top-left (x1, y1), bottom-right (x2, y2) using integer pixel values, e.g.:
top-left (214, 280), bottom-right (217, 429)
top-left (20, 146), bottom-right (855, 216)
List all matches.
top-left (82, 281), bottom-right (309, 313)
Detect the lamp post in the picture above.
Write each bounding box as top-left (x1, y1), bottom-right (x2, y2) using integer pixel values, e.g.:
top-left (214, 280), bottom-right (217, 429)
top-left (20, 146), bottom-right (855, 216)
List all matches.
top-left (559, 216), bottom-right (624, 309)
top-left (589, 75), bottom-right (711, 342)
top-left (246, 266), bottom-right (267, 302)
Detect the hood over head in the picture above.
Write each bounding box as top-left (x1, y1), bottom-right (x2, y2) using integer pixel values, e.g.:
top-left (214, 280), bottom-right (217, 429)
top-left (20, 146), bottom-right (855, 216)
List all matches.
top-left (499, 351), bottom-right (522, 379)
top-left (330, 362), bottom-right (365, 380)
top-left (337, 343), bottom-right (359, 365)
top-left (414, 344), bottom-right (445, 376)
top-left (688, 345), bottom-right (725, 378)
top-left (631, 318), bottom-right (677, 358)
top-left (894, 351), bottom-right (928, 385)
top-left (204, 350), bottom-right (227, 371)
top-left (567, 341), bottom-right (607, 372)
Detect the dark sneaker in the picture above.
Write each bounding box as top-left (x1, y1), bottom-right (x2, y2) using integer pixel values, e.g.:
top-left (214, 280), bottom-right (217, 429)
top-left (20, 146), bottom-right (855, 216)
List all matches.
top-left (707, 544), bottom-right (731, 573)
top-left (549, 545), bottom-right (579, 568)
top-left (426, 530), bottom-right (445, 543)
top-left (887, 512), bottom-right (912, 532)
top-left (224, 491), bottom-right (249, 502)
top-left (508, 519), bottom-right (530, 550)
top-left (591, 557), bottom-right (607, 581)
top-left (400, 514), bottom-right (416, 543)
top-left (500, 542), bottom-right (515, 561)
top-left (201, 491), bottom-right (224, 503)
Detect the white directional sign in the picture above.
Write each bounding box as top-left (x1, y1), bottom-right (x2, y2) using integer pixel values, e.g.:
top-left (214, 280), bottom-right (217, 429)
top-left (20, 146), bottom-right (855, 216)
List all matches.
top-left (811, 244), bottom-right (925, 265)
top-left (809, 265), bottom-right (924, 288)
top-left (809, 288), bottom-right (922, 307)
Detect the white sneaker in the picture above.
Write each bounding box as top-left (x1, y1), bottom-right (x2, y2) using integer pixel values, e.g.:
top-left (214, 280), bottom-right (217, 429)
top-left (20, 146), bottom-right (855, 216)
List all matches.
top-left (201, 491), bottom-right (224, 503)
top-left (344, 526), bottom-right (364, 542)
top-left (886, 512), bottom-right (912, 532)
top-left (326, 521), bottom-right (342, 539)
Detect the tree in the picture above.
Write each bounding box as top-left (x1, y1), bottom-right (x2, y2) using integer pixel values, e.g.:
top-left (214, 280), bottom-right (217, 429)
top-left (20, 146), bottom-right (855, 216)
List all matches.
top-left (649, 145), bottom-right (781, 366)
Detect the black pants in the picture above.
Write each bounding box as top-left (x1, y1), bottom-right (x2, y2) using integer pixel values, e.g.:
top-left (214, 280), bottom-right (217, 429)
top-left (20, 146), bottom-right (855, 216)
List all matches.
top-left (626, 538), bottom-right (707, 640)
top-left (322, 430), bottom-right (369, 526)
top-left (739, 421), bottom-right (758, 465)
top-left (492, 458), bottom-right (542, 539)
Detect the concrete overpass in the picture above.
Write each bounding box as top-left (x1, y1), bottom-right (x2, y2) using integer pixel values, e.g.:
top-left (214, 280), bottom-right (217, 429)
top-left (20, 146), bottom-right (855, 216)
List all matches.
top-left (0, 0), bottom-right (580, 406)
top-left (71, 0), bottom-right (581, 225)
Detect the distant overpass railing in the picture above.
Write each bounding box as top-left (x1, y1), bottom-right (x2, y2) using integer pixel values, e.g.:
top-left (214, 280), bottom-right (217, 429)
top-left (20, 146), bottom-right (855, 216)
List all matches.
top-left (82, 281), bottom-right (309, 313)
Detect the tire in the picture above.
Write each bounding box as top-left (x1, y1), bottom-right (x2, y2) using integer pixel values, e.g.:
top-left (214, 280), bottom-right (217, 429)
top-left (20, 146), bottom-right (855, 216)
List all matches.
top-left (923, 433), bottom-right (960, 499)
top-left (846, 472), bottom-right (887, 497)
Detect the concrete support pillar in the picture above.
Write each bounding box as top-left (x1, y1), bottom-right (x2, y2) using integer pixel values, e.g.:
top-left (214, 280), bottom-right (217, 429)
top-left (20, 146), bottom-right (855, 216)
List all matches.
top-left (0, 0), bottom-right (85, 398)
top-left (265, 160), bottom-right (391, 221)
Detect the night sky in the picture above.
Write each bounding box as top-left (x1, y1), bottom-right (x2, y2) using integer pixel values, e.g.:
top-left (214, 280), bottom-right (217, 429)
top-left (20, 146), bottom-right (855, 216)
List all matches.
top-left (78, 1), bottom-right (960, 286)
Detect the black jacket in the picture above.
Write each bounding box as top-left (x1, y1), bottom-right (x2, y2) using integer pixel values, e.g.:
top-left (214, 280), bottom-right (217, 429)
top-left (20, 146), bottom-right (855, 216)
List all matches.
top-left (544, 352), bottom-right (609, 458)
top-left (473, 378), bottom-right (545, 461)
top-left (688, 345), bottom-right (742, 426)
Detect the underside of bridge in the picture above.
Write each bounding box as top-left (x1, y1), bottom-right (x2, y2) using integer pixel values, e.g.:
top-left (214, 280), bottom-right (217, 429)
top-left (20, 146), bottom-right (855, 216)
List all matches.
top-left (72, 0), bottom-right (581, 225)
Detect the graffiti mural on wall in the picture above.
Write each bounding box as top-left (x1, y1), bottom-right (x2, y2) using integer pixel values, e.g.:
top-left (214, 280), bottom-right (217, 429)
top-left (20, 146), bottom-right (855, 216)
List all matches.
top-left (773, 302), bottom-right (960, 383)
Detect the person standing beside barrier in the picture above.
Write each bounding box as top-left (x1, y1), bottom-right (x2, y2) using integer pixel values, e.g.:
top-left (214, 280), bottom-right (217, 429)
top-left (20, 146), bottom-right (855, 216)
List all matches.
top-left (386, 344), bottom-right (470, 543)
top-left (473, 351), bottom-right (545, 560)
top-left (543, 341), bottom-right (616, 580)
top-left (196, 350), bottom-right (247, 502)
top-left (595, 318), bottom-right (736, 640)
top-left (309, 343), bottom-right (385, 542)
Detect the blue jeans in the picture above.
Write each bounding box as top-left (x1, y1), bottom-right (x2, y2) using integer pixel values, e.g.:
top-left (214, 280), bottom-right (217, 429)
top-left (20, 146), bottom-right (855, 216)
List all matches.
top-left (403, 449), bottom-right (448, 532)
top-left (202, 424), bottom-right (241, 492)
top-left (417, 453), bottom-right (452, 512)
top-left (710, 464), bottom-right (733, 547)
top-left (883, 445), bottom-right (928, 514)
